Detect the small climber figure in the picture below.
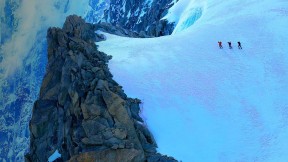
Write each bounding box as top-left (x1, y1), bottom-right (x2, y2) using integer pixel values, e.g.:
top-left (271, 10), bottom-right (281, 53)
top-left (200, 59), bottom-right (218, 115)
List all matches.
top-left (228, 41), bottom-right (232, 49)
top-left (218, 41), bottom-right (223, 49)
top-left (238, 41), bottom-right (242, 49)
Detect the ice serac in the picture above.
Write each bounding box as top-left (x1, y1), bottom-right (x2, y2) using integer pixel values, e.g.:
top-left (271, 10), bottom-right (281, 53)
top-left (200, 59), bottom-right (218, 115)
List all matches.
top-left (101, 0), bottom-right (176, 36)
top-left (25, 15), bottom-right (177, 162)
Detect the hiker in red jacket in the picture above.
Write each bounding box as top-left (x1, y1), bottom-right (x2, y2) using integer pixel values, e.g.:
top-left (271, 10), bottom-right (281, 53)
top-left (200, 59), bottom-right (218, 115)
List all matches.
top-left (218, 41), bottom-right (223, 49)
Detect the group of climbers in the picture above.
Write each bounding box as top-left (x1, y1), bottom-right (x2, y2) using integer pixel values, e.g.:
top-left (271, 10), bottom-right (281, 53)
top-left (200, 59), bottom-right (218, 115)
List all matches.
top-left (218, 41), bottom-right (242, 49)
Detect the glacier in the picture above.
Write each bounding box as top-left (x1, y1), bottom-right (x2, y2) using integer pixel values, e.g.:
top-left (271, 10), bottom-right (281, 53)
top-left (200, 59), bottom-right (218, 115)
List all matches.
top-left (1, 0), bottom-right (288, 161)
top-left (97, 0), bottom-right (288, 161)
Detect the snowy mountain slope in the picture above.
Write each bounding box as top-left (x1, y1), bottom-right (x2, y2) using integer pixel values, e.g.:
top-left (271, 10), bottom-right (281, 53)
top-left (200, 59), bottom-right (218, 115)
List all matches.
top-left (97, 0), bottom-right (288, 161)
top-left (101, 0), bottom-right (175, 36)
top-left (85, 0), bottom-right (110, 23)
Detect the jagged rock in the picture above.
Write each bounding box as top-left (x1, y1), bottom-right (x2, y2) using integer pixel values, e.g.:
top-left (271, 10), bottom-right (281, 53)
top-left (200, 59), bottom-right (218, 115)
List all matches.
top-left (81, 92), bottom-right (106, 119)
top-left (135, 122), bottom-right (157, 153)
top-left (68, 88), bottom-right (79, 106)
top-left (82, 118), bottom-right (109, 137)
top-left (63, 15), bottom-right (96, 41)
top-left (104, 137), bottom-right (124, 149)
top-left (92, 67), bottom-right (101, 73)
top-left (147, 153), bottom-right (178, 162)
top-left (25, 15), bottom-right (177, 162)
top-left (81, 135), bottom-right (103, 145)
top-left (68, 149), bottom-right (144, 162)
top-left (58, 88), bottom-right (68, 106)
top-left (102, 89), bottom-right (130, 125)
top-left (127, 98), bottom-right (144, 122)
top-left (81, 102), bottom-right (101, 119)
top-left (102, 129), bottom-right (114, 140)
top-left (94, 69), bottom-right (106, 80)
top-left (113, 128), bottom-right (127, 140)
top-left (96, 79), bottom-right (109, 91)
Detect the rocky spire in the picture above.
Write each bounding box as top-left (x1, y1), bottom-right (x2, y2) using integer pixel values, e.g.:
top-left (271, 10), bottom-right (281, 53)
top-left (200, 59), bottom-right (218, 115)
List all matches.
top-left (25, 15), bottom-right (176, 162)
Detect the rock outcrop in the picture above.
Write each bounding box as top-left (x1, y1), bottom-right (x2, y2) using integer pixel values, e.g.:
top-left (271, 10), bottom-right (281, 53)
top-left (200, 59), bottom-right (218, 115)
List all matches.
top-left (25, 15), bottom-right (176, 162)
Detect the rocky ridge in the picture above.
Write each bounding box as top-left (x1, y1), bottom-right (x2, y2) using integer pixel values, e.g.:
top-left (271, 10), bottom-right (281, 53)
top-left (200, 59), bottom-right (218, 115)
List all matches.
top-left (25, 15), bottom-right (177, 162)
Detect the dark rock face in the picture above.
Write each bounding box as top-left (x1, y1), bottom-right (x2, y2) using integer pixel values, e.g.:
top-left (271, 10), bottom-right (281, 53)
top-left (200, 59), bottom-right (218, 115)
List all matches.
top-left (25, 15), bottom-right (176, 162)
top-left (101, 0), bottom-right (176, 36)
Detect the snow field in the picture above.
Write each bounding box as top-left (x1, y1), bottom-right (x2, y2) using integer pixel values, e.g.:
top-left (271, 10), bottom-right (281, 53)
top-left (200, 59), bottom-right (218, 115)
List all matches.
top-left (98, 0), bottom-right (288, 161)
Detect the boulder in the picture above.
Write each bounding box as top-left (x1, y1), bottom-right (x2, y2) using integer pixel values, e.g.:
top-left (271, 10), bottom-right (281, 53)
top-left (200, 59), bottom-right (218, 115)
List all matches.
top-left (82, 118), bottom-right (109, 137)
top-left (113, 128), bottom-right (127, 140)
top-left (95, 79), bottom-right (109, 91)
top-left (81, 135), bottom-right (103, 145)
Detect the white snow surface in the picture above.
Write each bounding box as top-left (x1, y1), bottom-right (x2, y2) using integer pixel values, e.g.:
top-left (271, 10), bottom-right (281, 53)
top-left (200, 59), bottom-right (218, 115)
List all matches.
top-left (98, 0), bottom-right (288, 161)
